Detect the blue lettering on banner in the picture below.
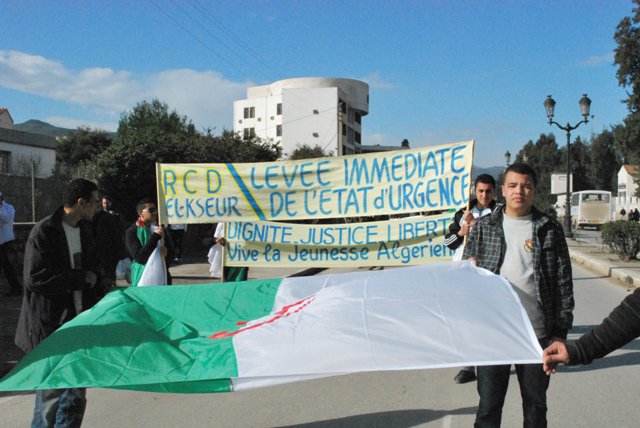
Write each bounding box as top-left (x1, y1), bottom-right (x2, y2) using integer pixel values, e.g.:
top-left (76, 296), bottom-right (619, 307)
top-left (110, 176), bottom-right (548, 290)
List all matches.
top-left (165, 197), bottom-right (241, 219)
top-left (342, 147), bottom-right (469, 187)
top-left (376, 241), bottom-right (454, 264)
top-left (183, 169), bottom-right (197, 195)
top-left (163, 170), bottom-right (177, 196)
top-left (286, 245), bottom-right (370, 262)
top-left (227, 243), bottom-right (260, 262)
top-left (227, 222), bottom-right (294, 244)
top-left (248, 161), bottom-right (335, 191)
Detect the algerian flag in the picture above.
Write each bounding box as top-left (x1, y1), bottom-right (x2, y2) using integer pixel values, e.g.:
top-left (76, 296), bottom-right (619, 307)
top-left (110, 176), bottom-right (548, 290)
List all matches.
top-left (0, 262), bottom-right (541, 393)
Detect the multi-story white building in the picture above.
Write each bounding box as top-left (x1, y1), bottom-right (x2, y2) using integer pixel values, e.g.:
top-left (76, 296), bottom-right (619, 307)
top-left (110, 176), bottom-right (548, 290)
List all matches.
top-left (233, 77), bottom-right (369, 157)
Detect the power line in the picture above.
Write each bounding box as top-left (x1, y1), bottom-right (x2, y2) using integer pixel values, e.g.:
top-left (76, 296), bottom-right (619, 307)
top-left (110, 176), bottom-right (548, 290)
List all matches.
top-left (148, 0), bottom-right (254, 80)
top-left (188, 0), bottom-right (280, 76)
top-left (167, 0), bottom-right (273, 82)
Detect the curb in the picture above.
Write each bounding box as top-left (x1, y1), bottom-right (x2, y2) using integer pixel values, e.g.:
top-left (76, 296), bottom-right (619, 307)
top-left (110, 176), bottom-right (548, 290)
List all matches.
top-left (569, 246), bottom-right (640, 288)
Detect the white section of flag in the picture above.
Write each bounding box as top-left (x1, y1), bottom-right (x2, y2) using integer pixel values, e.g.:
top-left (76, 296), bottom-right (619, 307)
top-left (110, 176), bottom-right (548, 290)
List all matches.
top-left (231, 261), bottom-right (542, 391)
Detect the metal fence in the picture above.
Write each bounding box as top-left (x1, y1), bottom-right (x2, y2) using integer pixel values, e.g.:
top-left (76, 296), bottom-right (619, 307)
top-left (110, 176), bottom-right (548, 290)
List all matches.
top-left (0, 172), bottom-right (66, 223)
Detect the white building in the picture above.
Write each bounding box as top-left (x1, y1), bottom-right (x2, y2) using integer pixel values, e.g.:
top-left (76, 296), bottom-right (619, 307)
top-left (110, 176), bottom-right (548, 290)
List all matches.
top-left (233, 77), bottom-right (369, 157)
top-left (0, 108), bottom-right (14, 129)
top-left (0, 110), bottom-right (56, 177)
top-left (0, 128), bottom-right (56, 177)
top-left (617, 165), bottom-right (639, 198)
top-left (614, 165), bottom-right (640, 216)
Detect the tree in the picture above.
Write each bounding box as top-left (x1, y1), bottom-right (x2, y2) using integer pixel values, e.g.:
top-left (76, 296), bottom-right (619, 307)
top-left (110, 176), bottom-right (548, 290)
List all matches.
top-left (93, 100), bottom-right (202, 219)
top-left (289, 144), bottom-right (332, 160)
top-left (56, 127), bottom-right (113, 174)
top-left (116, 99), bottom-right (197, 143)
top-left (613, 1), bottom-right (640, 173)
top-left (613, 112), bottom-right (640, 165)
top-left (195, 130), bottom-right (281, 164)
top-left (515, 134), bottom-right (562, 210)
top-left (13, 153), bottom-right (43, 177)
top-left (590, 130), bottom-right (620, 192)
top-left (614, 0), bottom-right (640, 113)
top-left (92, 100), bottom-right (280, 219)
top-left (558, 136), bottom-right (593, 192)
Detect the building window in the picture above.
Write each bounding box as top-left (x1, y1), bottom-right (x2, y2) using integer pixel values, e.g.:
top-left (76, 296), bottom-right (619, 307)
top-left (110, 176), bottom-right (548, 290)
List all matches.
top-left (0, 151), bottom-right (10, 173)
top-left (342, 125), bottom-right (347, 136)
top-left (243, 127), bottom-right (255, 138)
top-left (355, 111), bottom-right (361, 124)
top-left (276, 125), bottom-right (282, 137)
top-left (355, 131), bottom-right (361, 144)
top-left (340, 101), bottom-right (347, 114)
top-left (276, 103), bottom-right (282, 115)
top-left (243, 107), bottom-right (255, 119)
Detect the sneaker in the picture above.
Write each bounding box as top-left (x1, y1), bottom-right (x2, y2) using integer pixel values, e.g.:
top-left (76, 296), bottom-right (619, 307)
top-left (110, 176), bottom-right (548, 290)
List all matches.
top-left (454, 369), bottom-right (477, 384)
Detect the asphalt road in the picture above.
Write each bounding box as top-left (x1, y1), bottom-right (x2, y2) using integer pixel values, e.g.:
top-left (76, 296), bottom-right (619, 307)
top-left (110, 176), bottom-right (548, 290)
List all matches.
top-left (1, 264), bottom-right (638, 427)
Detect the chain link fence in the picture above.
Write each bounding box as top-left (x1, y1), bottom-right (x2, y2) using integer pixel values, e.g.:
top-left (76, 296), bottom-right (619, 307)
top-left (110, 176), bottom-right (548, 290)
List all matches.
top-left (0, 172), bottom-right (66, 223)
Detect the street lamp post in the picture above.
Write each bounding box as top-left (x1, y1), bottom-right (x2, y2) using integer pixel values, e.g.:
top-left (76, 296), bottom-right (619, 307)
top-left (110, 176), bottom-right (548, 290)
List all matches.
top-left (543, 94), bottom-right (592, 238)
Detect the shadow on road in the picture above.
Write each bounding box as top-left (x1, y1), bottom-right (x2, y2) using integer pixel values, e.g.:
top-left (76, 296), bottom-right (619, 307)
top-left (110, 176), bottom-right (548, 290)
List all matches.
top-left (275, 407), bottom-right (477, 428)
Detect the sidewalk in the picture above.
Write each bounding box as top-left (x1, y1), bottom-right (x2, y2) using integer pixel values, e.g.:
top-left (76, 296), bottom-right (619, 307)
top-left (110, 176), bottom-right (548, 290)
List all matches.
top-left (1, 241), bottom-right (639, 377)
top-left (566, 238), bottom-right (640, 287)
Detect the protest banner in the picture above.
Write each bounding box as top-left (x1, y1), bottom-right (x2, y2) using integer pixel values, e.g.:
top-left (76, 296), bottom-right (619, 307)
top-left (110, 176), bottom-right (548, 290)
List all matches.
top-left (157, 140), bottom-right (473, 223)
top-left (224, 212), bottom-right (454, 267)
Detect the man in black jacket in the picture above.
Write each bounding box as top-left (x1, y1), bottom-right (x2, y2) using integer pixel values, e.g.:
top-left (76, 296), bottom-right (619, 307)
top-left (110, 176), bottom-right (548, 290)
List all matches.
top-left (543, 287), bottom-right (640, 373)
top-left (15, 178), bottom-right (105, 428)
top-left (443, 173), bottom-right (497, 384)
top-left (93, 194), bottom-right (125, 287)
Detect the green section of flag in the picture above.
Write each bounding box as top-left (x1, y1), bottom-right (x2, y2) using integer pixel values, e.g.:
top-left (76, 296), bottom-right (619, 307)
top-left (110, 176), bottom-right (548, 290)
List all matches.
top-left (0, 278), bottom-right (282, 393)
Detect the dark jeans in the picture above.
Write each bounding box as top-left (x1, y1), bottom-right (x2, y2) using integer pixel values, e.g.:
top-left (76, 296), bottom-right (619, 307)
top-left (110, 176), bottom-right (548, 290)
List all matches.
top-left (32, 388), bottom-right (87, 428)
top-left (474, 346), bottom-right (550, 427)
top-left (171, 229), bottom-right (185, 259)
top-left (0, 241), bottom-right (20, 293)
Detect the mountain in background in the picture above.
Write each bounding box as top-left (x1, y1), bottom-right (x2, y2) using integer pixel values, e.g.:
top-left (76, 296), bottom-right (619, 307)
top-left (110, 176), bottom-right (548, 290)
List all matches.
top-left (473, 165), bottom-right (505, 180)
top-left (13, 120), bottom-right (118, 139)
top-left (13, 120), bottom-right (75, 137)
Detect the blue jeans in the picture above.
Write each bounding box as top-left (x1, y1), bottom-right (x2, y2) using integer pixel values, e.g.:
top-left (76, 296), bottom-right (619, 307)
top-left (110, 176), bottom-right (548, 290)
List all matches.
top-left (474, 359), bottom-right (550, 427)
top-left (32, 388), bottom-right (87, 428)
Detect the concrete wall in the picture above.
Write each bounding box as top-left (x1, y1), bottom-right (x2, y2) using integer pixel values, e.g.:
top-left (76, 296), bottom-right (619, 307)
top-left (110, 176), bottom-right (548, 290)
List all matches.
top-left (0, 141), bottom-right (55, 178)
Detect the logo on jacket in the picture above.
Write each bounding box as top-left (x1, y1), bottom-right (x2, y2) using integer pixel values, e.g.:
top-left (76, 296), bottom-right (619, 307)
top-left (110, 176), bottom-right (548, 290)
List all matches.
top-left (524, 239), bottom-right (533, 253)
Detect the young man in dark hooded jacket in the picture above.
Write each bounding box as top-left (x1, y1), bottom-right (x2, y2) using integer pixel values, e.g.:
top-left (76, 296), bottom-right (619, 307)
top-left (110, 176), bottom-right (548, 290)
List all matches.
top-left (15, 178), bottom-right (107, 428)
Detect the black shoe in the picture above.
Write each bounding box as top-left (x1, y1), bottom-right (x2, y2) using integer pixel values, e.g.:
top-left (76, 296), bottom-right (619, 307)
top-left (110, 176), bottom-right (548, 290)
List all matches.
top-left (454, 369), bottom-right (476, 384)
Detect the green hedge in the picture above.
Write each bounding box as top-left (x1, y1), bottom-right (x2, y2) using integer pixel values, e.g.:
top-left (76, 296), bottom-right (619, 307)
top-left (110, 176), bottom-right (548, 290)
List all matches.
top-left (601, 220), bottom-right (640, 261)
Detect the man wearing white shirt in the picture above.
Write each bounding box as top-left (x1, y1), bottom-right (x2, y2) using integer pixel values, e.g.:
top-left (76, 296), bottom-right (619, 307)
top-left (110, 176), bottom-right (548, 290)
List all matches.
top-left (15, 178), bottom-right (103, 427)
top-left (0, 191), bottom-right (21, 296)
